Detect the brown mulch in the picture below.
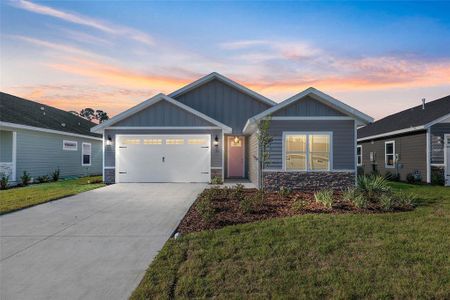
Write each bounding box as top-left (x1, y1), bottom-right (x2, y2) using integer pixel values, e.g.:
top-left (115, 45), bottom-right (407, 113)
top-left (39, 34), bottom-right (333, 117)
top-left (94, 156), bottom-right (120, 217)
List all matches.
top-left (177, 189), bottom-right (389, 234)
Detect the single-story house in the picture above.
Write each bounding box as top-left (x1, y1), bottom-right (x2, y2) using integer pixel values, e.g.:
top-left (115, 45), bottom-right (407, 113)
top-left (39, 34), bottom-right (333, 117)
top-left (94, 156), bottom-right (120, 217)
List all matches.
top-left (91, 72), bottom-right (373, 190)
top-left (357, 95), bottom-right (450, 185)
top-left (0, 92), bottom-right (102, 184)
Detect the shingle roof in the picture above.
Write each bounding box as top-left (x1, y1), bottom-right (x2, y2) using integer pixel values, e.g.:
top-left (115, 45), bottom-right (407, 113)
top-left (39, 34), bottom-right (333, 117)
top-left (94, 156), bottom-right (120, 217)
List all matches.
top-left (358, 95), bottom-right (450, 139)
top-left (0, 92), bottom-right (101, 138)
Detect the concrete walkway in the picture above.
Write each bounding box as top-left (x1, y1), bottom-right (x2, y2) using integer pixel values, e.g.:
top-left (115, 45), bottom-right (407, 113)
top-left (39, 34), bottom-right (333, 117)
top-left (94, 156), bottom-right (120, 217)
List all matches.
top-left (0, 183), bottom-right (206, 300)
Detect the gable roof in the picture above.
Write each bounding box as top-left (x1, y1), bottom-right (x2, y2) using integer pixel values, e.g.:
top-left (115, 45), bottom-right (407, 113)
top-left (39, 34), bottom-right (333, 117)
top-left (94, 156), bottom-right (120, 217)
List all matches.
top-left (0, 92), bottom-right (101, 138)
top-left (91, 93), bottom-right (232, 133)
top-left (168, 72), bottom-right (277, 107)
top-left (243, 87), bottom-right (373, 133)
top-left (358, 95), bottom-right (450, 141)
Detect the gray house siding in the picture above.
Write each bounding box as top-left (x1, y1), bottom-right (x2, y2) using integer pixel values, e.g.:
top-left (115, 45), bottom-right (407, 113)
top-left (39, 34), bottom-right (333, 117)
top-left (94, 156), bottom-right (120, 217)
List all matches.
top-left (358, 131), bottom-right (427, 181)
top-left (173, 78), bottom-right (272, 134)
top-left (103, 128), bottom-right (223, 183)
top-left (430, 123), bottom-right (450, 164)
top-left (14, 128), bottom-right (102, 181)
top-left (265, 120), bottom-right (355, 170)
top-left (114, 100), bottom-right (216, 127)
top-left (273, 96), bottom-right (346, 117)
top-left (0, 130), bottom-right (13, 162)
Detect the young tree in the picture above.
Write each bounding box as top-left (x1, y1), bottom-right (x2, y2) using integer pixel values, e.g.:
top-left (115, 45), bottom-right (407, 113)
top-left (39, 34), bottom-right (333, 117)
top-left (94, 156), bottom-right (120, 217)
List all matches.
top-left (257, 115), bottom-right (272, 191)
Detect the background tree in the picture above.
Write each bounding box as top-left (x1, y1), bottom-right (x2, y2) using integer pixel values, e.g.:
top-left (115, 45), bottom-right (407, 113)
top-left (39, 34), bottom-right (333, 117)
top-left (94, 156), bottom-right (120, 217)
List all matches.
top-left (257, 115), bottom-right (272, 192)
top-left (79, 108), bottom-right (95, 121)
top-left (94, 110), bottom-right (109, 123)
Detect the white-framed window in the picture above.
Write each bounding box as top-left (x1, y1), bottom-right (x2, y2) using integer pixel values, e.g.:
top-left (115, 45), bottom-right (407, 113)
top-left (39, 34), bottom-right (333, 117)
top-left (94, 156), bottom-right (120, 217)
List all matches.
top-left (283, 132), bottom-right (332, 171)
top-left (63, 140), bottom-right (78, 151)
top-left (82, 142), bottom-right (92, 166)
top-left (357, 145), bottom-right (363, 166)
top-left (385, 141), bottom-right (395, 168)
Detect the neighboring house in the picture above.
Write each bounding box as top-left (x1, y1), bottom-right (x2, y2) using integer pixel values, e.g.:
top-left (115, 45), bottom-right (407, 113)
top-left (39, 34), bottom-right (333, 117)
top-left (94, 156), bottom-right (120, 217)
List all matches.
top-left (0, 92), bottom-right (102, 184)
top-left (91, 72), bottom-right (373, 190)
top-left (357, 95), bottom-right (450, 186)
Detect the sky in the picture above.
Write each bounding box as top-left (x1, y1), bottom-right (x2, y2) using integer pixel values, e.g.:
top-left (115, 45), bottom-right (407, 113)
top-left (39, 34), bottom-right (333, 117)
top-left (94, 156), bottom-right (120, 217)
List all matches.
top-left (1, 1), bottom-right (450, 120)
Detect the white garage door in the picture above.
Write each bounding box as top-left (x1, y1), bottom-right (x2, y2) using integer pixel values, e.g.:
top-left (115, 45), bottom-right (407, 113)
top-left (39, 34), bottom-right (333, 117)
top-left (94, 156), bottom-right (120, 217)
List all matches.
top-left (116, 134), bottom-right (211, 183)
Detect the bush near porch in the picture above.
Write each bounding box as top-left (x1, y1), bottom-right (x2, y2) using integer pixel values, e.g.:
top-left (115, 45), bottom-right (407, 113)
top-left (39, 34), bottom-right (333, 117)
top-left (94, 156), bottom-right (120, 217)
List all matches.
top-left (131, 182), bottom-right (449, 299)
top-left (0, 176), bottom-right (104, 214)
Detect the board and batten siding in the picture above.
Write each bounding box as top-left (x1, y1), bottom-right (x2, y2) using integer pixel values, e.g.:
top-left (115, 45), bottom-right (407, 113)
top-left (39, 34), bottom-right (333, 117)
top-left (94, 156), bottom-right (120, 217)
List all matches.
top-left (13, 128), bottom-right (101, 181)
top-left (103, 128), bottom-right (223, 170)
top-left (248, 132), bottom-right (259, 186)
top-left (266, 120), bottom-right (355, 170)
top-left (430, 123), bottom-right (450, 164)
top-left (173, 78), bottom-right (272, 134)
top-left (273, 95), bottom-right (346, 117)
top-left (114, 100), bottom-right (216, 127)
top-left (358, 131), bottom-right (427, 181)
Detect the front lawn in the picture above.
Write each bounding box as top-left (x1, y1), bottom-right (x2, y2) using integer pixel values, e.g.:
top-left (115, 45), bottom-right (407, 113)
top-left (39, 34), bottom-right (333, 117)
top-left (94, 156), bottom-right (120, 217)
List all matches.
top-left (0, 176), bottom-right (104, 214)
top-left (131, 183), bottom-right (450, 299)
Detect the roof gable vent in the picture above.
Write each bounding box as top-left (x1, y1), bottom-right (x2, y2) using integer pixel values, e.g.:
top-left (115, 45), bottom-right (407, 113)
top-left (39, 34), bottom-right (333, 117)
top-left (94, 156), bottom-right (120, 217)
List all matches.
top-left (40, 106), bottom-right (45, 110)
top-left (61, 123), bottom-right (66, 127)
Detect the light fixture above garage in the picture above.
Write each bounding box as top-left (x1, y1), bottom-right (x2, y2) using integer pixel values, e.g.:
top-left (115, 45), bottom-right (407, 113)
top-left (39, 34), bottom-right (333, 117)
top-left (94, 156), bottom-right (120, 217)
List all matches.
top-left (213, 135), bottom-right (219, 147)
top-left (106, 135), bottom-right (113, 146)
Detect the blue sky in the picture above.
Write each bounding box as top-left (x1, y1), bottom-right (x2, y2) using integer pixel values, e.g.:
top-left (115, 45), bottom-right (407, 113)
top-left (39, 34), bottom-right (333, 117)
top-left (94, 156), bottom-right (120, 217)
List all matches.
top-left (1, 1), bottom-right (449, 119)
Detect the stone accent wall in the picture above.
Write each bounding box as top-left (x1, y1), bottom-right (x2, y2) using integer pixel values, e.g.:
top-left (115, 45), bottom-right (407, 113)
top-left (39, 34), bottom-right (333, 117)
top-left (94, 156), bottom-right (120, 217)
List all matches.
top-left (0, 163), bottom-right (13, 178)
top-left (211, 168), bottom-right (222, 181)
top-left (263, 171), bottom-right (355, 192)
top-left (431, 166), bottom-right (445, 185)
top-left (104, 168), bottom-right (115, 184)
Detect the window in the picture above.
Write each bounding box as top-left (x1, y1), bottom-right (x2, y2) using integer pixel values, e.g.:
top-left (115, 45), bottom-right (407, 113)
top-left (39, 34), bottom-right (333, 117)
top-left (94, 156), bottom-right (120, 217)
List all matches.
top-left (188, 138), bottom-right (207, 145)
top-left (166, 139), bottom-right (184, 145)
top-left (357, 145), bottom-right (362, 166)
top-left (143, 139), bottom-right (162, 145)
top-left (63, 140), bottom-right (77, 151)
top-left (82, 143), bottom-right (91, 166)
top-left (122, 139), bottom-right (140, 145)
top-left (385, 141), bottom-right (395, 168)
top-left (284, 133), bottom-right (331, 171)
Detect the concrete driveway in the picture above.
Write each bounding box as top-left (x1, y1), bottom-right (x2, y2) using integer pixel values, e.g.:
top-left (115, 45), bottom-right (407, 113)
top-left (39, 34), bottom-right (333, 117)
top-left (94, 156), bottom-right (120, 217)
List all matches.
top-left (0, 183), bottom-right (206, 300)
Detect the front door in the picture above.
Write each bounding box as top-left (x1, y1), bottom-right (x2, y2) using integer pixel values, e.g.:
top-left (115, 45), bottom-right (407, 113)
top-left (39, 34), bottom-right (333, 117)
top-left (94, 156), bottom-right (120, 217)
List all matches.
top-left (227, 136), bottom-right (245, 178)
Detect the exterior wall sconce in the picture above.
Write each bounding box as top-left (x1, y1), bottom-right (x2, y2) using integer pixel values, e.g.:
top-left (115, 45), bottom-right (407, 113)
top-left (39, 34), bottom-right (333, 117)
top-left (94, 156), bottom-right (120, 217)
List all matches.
top-left (106, 135), bottom-right (113, 146)
top-left (234, 136), bottom-right (240, 144)
top-left (213, 135), bottom-right (219, 148)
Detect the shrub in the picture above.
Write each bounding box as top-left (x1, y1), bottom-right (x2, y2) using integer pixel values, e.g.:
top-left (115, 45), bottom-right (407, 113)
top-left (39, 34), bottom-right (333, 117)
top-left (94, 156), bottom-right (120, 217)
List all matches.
top-left (51, 168), bottom-right (60, 182)
top-left (20, 171), bottom-right (31, 186)
top-left (211, 176), bottom-right (223, 185)
top-left (278, 186), bottom-right (292, 198)
top-left (394, 191), bottom-right (417, 208)
top-left (36, 175), bottom-right (50, 183)
top-left (385, 171), bottom-right (400, 182)
top-left (357, 175), bottom-right (391, 201)
top-left (240, 190), bottom-right (265, 213)
top-left (342, 187), bottom-right (367, 208)
top-left (233, 183), bottom-right (245, 201)
top-left (380, 193), bottom-right (395, 211)
top-left (314, 189), bottom-right (334, 208)
top-left (0, 173), bottom-right (9, 190)
top-left (431, 170), bottom-right (445, 185)
top-left (406, 173), bottom-right (415, 184)
top-left (292, 195), bottom-right (308, 212)
top-left (196, 194), bottom-right (215, 223)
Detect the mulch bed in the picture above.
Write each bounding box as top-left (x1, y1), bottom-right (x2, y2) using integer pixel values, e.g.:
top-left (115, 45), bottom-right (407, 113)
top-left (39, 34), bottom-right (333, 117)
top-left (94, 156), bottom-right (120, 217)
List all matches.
top-left (177, 188), bottom-right (392, 234)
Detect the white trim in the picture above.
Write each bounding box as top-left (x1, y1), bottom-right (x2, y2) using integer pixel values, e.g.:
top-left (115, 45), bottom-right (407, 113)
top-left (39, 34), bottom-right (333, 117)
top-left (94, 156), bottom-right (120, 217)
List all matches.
top-left (227, 136), bottom-right (245, 178)
top-left (0, 121), bottom-right (102, 141)
top-left (384, 140), bottom-right (395, 169)
top-left (431, 163), bottom-right (445, 166)
top-left (108, 126), bottom-right (221, 130)
top-left (62, 140), bottom-right (78, 151)
top-left (282, 131), bottom-right (333, 172)
top-left (424, 113), bottom-right (450, 128)
top-left (243, 87), bottom-right (373, 134)
top-left (91, 93), bottom-right (232, 133)
top-left (358, 126), bottom-right (425, 142)
top-left (271, 116), bottom-right (354, 121)
top-left (426, 129), bottom-right (431, 183)
top-left (445, 135), bottom-right (449, 186)
top-left (12, 131), bottom-right (17, 182)
top-left (356, 145), bottom-right (363, 167)
top-left (81, 142), bottom-right (92, 166)
top-left (354, 121), bottom-right (358, 186)
top-left (221, 131), bottom-right (225, 180)
top-left (168, 72), bottom-right (277, 106)
top-left (102, 131), bottom-right (105, 182)
top-left (104, 166), bottom-right (115, 169)
top-left (211, 167), bottom-right (222, 170)
top-left (262, 169), bottom-right (355, 173)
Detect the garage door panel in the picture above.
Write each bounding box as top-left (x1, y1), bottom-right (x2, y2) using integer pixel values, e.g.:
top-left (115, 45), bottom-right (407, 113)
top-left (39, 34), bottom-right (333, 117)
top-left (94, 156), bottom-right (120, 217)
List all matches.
top-left (117, 135), bottom-right (211, 183)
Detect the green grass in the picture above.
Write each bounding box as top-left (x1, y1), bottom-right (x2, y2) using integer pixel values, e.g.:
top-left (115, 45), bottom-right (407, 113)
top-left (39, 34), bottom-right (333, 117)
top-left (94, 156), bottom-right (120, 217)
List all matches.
top-left (0, 176), bottom-right (104, 214)
top-left (131, 183), bottom-right (450, 299)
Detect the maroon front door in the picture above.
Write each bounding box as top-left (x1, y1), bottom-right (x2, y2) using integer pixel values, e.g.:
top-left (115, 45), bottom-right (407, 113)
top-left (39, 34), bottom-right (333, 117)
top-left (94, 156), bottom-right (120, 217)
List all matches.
top-left (227, 136), bottom-right (244, 177)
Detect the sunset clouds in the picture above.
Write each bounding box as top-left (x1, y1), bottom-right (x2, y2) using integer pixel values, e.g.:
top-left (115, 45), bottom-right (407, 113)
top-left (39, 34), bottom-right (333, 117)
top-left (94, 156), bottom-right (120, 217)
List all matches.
top-left (2, 1), bottom-right (450, 119)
